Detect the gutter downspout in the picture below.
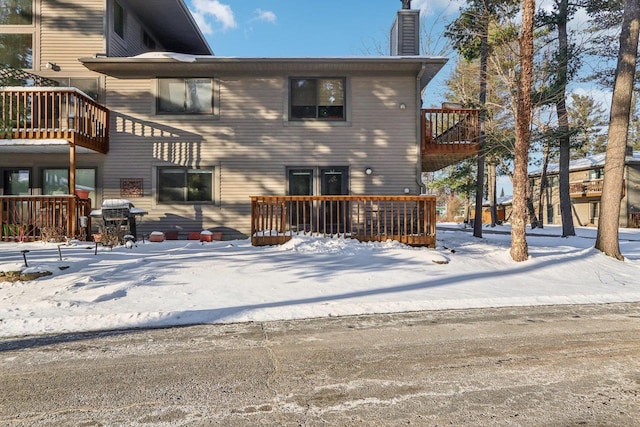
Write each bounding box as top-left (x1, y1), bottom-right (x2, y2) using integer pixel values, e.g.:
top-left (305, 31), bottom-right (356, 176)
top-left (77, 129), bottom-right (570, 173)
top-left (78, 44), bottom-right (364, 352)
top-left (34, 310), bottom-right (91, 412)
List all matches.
top-left (416, 64), bottom-right (426, 194)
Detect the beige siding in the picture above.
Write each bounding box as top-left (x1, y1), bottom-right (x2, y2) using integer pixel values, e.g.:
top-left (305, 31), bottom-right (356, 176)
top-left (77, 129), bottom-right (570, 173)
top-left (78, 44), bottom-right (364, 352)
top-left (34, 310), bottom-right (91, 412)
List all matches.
top-left (102, 73), bottom-right (421, 238)
top-left (38, 0), bottom-right (105, 74)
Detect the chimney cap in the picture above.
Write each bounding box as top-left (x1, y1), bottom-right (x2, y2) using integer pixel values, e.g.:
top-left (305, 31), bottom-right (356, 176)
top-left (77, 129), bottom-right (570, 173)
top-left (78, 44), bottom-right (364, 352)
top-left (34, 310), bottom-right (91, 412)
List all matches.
top-left (401, 0), bottom-right (411, 9)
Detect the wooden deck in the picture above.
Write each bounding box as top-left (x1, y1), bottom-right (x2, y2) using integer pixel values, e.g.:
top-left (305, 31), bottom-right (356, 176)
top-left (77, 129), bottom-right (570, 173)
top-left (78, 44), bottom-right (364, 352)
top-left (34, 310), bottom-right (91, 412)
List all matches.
top-left (0, 87), bottom-right (109, 153)
top-left (569, 179), bottom-right (604, 198)
top-left (250, 195), bottom-right (437, 247)
top-left (421, 108), bottom-right (481, 172)
top-left (0, 196), bottom-right (92, 242)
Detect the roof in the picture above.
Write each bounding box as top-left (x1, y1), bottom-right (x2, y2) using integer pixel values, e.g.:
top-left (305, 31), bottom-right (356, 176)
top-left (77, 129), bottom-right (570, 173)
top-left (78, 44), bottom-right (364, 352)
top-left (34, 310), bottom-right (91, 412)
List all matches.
top-left (80, 53), bottom-right (448, 91)
top-left (529, 151), bottom-right (640, 176)
top-left (123, 0), bottom-right (211, 55)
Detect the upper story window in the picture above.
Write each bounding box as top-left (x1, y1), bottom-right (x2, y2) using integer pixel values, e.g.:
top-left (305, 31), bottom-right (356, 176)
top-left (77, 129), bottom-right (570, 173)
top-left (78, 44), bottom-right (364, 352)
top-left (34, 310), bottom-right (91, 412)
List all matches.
top-left (0, 0), bottom-right (33, 25)
top-left (589, 168), bottom-right (603, 180)
top-left (157, 78), bottom-right (214, 115)
top-left (1, 0), bottom-right (33, 69)
top-left (113, 0), bottom-right (125, 39)
top-left (0, 33), bottom-right (32, 68)
top-left (142, 30), bottom-right (156, 50)
top-left (290, 78), bottom-right (345, 120)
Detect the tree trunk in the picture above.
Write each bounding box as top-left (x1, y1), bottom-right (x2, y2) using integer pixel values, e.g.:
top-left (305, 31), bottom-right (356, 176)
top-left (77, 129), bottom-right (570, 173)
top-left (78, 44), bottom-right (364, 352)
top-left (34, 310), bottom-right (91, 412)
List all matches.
top-left (473, 18), bottom-right (490, 238)
top-left (537, 144), bottom-right (550, 228)
top-left (489, 159), bottom-right (497, 226)
top-left (595, 0), bottom-right (640, 260)
top-left (510, 0), bottom-right (535, 262)
top-left (556, 0), bottom-right (576, 237)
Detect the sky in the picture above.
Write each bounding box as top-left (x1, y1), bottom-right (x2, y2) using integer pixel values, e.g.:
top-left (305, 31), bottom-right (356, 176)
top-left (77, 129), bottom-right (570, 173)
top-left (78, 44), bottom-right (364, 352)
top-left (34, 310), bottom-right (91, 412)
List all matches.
top-left (1, 224), bottom-right (640, 338)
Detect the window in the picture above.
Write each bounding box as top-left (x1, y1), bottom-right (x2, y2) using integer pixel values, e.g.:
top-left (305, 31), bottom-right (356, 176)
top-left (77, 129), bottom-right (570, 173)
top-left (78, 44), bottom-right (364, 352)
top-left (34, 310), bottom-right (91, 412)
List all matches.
top-left (0, 0), bottom-right (32, 25)
top-left (157, 78), bottom-right (214, 114)
top-left (42, 168), bottom-right (96, 203)
top-left (0, 33), bottom-right (32, 68)
top-left (143, 30), bottom-right (156, 50)
top-left (3, 168), bottom-right (30, 195)
top-left (290, 78), bottom-right (345, 120)
top-left (158, 167), bottom-right (213, 202)
top-left (589, 169), bottom-right (603, 180)
top-left (52, 77), bottom-right (100, 101)
top-left (113, 0), bottom-right (125, 39)
top-left (590, 201), bottom-right (600, 222)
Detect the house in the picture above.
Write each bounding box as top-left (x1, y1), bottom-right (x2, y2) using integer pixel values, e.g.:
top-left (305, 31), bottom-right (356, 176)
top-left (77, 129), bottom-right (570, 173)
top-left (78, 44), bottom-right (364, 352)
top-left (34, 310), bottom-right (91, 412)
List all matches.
top-left (529, 151), bottom-right (640, 228)
top-left (1, 0), bottom-right (480, 244)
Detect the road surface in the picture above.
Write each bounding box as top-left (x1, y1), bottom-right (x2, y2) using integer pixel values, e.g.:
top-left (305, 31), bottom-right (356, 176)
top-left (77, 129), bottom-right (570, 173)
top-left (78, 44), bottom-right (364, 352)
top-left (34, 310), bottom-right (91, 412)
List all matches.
top-left (1, 303), bottom-right (640, 426)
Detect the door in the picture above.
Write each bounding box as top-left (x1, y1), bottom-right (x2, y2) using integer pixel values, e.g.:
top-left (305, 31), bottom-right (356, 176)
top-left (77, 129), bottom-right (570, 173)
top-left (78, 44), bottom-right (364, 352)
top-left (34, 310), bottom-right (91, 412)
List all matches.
top-left (321, 168), bottom-right (349, 233)
top-left (288, 169), bottom-right (313, 231)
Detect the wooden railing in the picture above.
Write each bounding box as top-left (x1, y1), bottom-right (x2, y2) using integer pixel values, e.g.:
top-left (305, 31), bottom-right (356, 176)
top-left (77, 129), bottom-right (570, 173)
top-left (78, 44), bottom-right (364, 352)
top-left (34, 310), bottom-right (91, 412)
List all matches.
top-left (250, 195), bottom-right (437, 247)
top-left (630, 212), bottom-right (640, 228)
top-left (422, 108), bottom-right (480, 148)
top-left (0, 87), bottom-right (109, 154)
top-left (421, 108), bottom-right (481, 172)
top-left (569, 179), bottom-right (604, 198)
top-left (0, 195), bottom-right (92, 242)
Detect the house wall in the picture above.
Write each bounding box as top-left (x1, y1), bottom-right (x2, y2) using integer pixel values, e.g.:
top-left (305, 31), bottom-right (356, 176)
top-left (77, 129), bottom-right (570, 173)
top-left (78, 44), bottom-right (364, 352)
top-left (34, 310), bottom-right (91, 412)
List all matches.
top-left (102, 73), bottom-right (421, 239)
top-left (531, 165), bottom-right (640, 229)
top-left (106, 0), bottom-right (164, 57)
top-left (36, 0), bottom-right (105, 75)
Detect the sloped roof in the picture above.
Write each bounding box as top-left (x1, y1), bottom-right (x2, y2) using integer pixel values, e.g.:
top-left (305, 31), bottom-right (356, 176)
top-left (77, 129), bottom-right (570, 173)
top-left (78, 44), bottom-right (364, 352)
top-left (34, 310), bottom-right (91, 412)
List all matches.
top-left (530, 151), bottom-right (640, 176)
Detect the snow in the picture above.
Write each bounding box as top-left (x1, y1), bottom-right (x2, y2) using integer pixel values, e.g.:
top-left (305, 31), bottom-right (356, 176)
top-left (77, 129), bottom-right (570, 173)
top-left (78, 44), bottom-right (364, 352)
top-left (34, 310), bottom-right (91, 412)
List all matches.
top-left (1, 224), bottom-right (639, 338)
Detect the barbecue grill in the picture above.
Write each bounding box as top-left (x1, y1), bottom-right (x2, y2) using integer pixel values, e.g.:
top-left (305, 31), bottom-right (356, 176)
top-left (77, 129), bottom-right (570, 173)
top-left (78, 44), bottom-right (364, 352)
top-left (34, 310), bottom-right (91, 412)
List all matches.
top-left (89, 199), bottom-right (147, 242)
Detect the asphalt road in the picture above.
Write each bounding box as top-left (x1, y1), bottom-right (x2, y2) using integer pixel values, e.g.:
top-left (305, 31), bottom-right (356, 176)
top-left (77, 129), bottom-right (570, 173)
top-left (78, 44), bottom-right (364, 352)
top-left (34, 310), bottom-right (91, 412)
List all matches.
top-left (1, 303), bottom-right (640, 426)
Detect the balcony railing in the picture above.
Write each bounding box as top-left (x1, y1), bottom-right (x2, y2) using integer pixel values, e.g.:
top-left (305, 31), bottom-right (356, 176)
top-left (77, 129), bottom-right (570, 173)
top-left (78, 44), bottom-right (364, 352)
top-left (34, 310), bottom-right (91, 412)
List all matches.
top-left (250, 195), bottom-right (437, 247)
top-left (0, 195), bottom-right (92, 242)
top-left (421, 108), bottom-right (481, 172)
top-left (0, 87), bottom-right (109, 154)
top-left (569, 179), bottom-right (604, 198)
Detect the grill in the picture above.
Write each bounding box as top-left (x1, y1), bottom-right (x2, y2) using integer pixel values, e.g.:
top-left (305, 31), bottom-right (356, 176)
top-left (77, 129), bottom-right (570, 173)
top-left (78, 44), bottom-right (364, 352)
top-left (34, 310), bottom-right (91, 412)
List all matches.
top-left (90, 199), bottom-right (147, 243)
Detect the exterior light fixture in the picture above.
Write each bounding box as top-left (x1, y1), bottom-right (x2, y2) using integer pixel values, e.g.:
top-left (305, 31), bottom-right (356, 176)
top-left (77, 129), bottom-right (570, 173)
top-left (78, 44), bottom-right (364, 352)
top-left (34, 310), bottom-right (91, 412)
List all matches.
top-left (46, 62), bottom-right (60, 72)
top-left (399, 102), bottom-right (407, 110)
top-left (365, 167), bottom-right (373, 175)
top-left (404, 187), bottom-right (411, 194)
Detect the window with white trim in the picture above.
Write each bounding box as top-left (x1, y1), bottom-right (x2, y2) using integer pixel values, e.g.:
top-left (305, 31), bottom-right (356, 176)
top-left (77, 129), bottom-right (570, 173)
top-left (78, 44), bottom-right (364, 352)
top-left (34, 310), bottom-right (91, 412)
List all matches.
top-left (157, 78), bottom-right (214, 115)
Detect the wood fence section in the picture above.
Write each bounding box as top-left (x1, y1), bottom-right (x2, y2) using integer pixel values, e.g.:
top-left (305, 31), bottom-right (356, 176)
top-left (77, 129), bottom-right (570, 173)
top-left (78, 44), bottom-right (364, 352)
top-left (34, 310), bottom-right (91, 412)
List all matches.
top-left (251, 195), bottom-right (437, 247)
top-left (0, 196), bottom-right (92, 242)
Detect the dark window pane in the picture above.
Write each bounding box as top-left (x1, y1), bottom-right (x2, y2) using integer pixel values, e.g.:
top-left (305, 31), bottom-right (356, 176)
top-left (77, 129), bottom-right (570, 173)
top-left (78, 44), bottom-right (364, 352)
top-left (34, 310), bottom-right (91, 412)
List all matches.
top-left (0, 0), bottom-right (33, 25)
top-left (158, 169), bottom-right (185, 202)
top-left (114, 1), bottom-right (125, 38)
top-left (187, 170), bottom-right (212, 201)
top-left (0, 33), bottom-right (32, 68)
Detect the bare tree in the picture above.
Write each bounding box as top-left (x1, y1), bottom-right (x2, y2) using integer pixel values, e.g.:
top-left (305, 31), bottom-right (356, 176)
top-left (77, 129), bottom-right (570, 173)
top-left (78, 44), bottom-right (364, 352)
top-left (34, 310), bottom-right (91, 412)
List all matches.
top-left (595, 0), bottom-right (640, 260)
top-left (510, 0), bottom-right (535, 262)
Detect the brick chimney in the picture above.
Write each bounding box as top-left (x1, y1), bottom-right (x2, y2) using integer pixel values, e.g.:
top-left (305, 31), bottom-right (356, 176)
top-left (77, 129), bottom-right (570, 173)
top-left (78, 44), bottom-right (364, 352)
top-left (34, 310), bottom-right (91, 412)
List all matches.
top-left (390, 2), bottom-right (420, 56)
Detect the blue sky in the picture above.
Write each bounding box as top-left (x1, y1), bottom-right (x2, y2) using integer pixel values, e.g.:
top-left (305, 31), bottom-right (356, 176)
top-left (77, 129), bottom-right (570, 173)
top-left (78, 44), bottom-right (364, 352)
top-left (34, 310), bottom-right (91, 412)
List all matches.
top-left (184, 0), bottom-right (465, 105)
top-left (185, 0), bottom-right (463, 57)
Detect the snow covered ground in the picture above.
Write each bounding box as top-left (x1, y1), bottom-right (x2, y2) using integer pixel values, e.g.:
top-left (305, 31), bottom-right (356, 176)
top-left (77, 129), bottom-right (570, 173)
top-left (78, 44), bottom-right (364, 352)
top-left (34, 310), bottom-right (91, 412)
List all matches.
top-left (1, 224), bottom-right (640, 338)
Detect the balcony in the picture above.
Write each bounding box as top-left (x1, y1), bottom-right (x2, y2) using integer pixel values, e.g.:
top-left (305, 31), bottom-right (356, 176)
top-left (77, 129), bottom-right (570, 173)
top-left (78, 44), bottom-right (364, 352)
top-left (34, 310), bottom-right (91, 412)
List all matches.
top-left (0, 87), bottom-right (109, 154)
top-left (569, 179), bottom-right (604, 198)
top-left (421, 108), bottom-right (480, 172)
top-left (251, 195), bottom-right (437, 247)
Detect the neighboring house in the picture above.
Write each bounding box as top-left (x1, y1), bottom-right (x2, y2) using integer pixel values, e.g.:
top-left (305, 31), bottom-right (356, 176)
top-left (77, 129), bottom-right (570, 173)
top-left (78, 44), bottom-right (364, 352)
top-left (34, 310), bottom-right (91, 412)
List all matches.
top-left (1, 0), bottom-right (479, 242)
top-left (529, 151), bottom-right (640, 228)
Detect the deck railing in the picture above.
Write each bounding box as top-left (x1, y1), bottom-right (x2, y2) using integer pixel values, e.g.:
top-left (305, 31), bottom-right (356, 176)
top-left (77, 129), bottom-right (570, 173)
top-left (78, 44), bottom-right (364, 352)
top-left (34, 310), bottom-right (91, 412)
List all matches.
top-left (422, 108), bottom-right (480, 149)
top-left (569, 179), bottom-right (604, 198)
top-left (0, 87), bottom-right (109, 153)
top-left (250, 195), bottom-right (437, 247)
top-left (0, 195), bottom-right (92, 242)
